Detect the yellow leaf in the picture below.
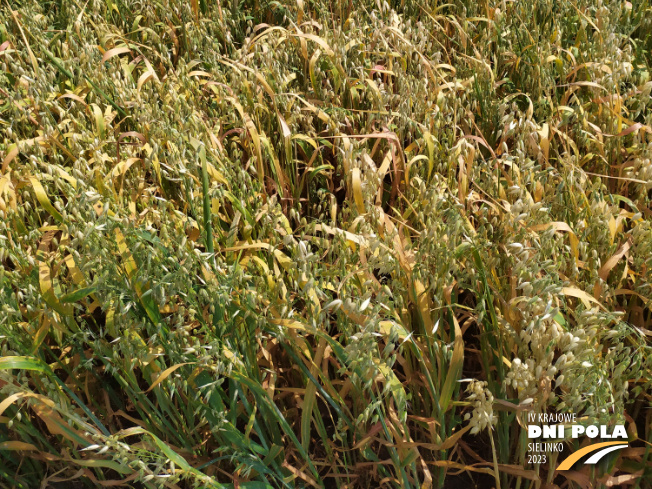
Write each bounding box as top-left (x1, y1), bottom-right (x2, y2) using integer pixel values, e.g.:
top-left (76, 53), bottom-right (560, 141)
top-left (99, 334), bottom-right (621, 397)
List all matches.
top-left (440, 424), bottom-right (471, 450)
top-left (314, 223), bottom-right (367, 247)
top-left (32, 400), bottom-right (90, 444)
top-left (39, 261), bottom-right (73, 316)
top-left (0, 175), bottom-right (17, 211)
top-left (277, 111), bottom-right (292, 139)
top-left (414, 279), bottom-right (433, 333)
top-left (594, 238), bottom-right (633, 298)
top-left (185, 218), bottom-right (200, 242)
top-left (270, 318), bottom-right (314, 332)
top-left (376, 151), bottom-right (392, 205)
top-left (255, 72), bottom-right (275, 98)
top-left (379, 320), bottom-right (410, 341)
top-left (294, 32), bottom-right (335, 56)
top-left (529, 221), bottom-right (579, 263)
top-left (101, 46), bottom-right (131, 63)
top-left (115, 229), bottom-right (137, 280)
top-left (309, 49), bottom-right (322, 92)
top-left (561, 287), bottom-right (606, 310)
top-left (229, 98), bottom-right (264, 185)
top-left (145, 363), bottom-right (194, 392)
top-left (351, 168), bottom-right (365, 214)
top-left (291, 134), bottom-right (318, 150)
top-left (1, 144), bottom-right (18, 173)
top-left (567, 81), bottom-right (607, 91)
top-left (51, 165), bottom-right (78, 189)
top-left (273, 249), bottom-right (293, 271)
top-left (439, 314), bottom-right (464, 412)
top-left (32, 314), bottom-right (51, 354)
top-left (28, 177), bottom-right (64, 223)
top-left (137, 70), bottom-right (155, 91)
top-left (538, 124), bottom-right (549, 161)
top-left (91, 103), bottom-right (106, 139)
top-left (608, 215), bottom-right (617, 244)
top-left (188, 70), bottom-right (212, 78)
top-left (365, 78), bottom-right (383, 108)
top-left (106, 301), bottom-right (117, 337)
top-left (0, 392), bottom-right (29, 417)
top-left (108, 157), bottom-right (140, 181)
top-left (534, 181), bottom-right (544, 202)
top-left (301, 338), bottom-right (327, 451)
top-left (598, 238), bottom-right (632, 282)
top-left (58, 92), bottom-right (88, 107)
top-left (0, 441), bottom-right (39, 451)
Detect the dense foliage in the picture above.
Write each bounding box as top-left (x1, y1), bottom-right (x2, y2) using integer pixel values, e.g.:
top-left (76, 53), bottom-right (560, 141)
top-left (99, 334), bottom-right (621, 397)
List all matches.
top-left (1, 0), bottom-right (651, 487)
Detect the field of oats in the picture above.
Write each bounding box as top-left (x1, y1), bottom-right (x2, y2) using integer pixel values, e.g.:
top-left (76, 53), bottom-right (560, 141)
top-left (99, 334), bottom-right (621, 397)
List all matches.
top-left (1, 0), bottom-right (651, 487)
